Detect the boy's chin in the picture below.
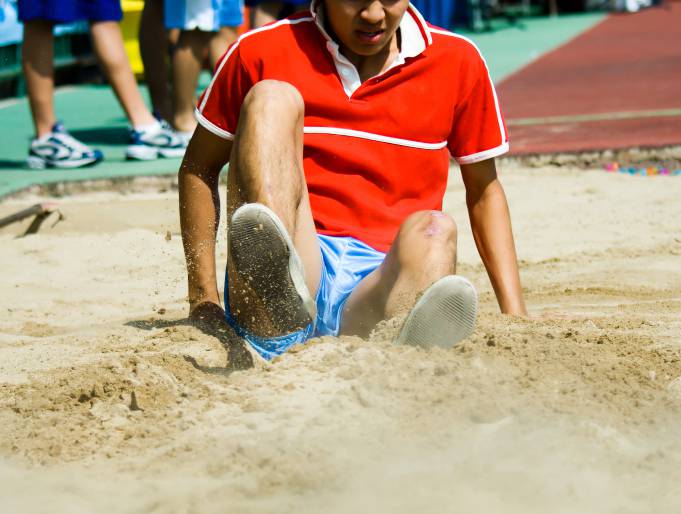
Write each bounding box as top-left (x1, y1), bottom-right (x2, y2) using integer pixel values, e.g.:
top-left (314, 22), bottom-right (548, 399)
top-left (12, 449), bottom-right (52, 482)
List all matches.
top-left (346, 42), bottom-right (392, 57)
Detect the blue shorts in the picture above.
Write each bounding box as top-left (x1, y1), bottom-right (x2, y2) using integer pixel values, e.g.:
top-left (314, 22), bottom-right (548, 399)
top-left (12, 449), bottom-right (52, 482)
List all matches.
top-left (224, 234), bottom-right (386, 360)
top-left (18, 0), bottom-right (122, 23)
top-left (165, 0), bottom-right (243, 31)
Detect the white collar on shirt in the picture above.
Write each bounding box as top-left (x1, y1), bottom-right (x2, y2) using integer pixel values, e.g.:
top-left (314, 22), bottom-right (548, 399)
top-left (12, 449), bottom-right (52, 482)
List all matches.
top-left (309, 0), bottom-right (430, 96)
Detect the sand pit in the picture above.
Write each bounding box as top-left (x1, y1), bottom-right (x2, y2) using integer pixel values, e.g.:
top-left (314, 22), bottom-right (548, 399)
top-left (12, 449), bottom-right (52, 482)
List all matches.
top-left (1, 163), bottom-right (681, 513)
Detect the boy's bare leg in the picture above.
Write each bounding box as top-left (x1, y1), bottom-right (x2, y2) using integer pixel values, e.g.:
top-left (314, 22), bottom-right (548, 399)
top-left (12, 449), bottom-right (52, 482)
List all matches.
top-left (341, 210), bottom-right (458, 337)
top-left (171, 30), bottom-right (210, 133)
top-left (208, 26), bottom-right (238, 69)
top-left (226, 80), bottom-right (321, 337)
top-left (22, 20), bottom-right (56, 138)
top-left (89, 21), bottom-right (156, 128)
top-left (139, 0), bottom-right (171, 120)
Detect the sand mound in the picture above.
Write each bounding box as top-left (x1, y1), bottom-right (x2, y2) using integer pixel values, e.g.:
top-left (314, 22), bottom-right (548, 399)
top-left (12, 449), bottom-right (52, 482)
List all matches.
top-left (1, 165), bottom-right (681, 512)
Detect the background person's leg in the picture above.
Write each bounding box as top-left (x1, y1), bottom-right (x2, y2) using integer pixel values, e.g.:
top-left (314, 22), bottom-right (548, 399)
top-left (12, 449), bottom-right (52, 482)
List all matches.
top-left (208, 26), bottom-right (238, 69)
top-left (139, 0), bottom-right (171, 120)
top-left (209, 0), bottom-right (241, 66)
top-left (251, 1), bottom-right (282, 27)
top-left (226, 80), bottom-right (321, 337)
top-left (341, 210), bottom-right (458, 337)
top-left (89, 20), bottom-right (157, 128)
top-left (21, 20), bottom-right (56, 138)
top-left (171, 29), bottom-right (210, 133)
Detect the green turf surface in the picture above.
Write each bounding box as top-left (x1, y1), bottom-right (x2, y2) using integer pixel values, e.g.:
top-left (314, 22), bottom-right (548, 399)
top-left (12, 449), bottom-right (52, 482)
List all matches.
top-left (0, 13), bottom-right (606, 199)
top-left (0, 85), bottom-right (182, 199)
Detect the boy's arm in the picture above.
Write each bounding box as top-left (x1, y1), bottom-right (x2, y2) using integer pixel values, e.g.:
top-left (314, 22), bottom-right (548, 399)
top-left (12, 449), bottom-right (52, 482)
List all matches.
top-left (179, 125), bottom-right (233, 315)
top-left (460, 158), bottom-right (527, 316)
top-left (178, 126), bottom-right (253, 370)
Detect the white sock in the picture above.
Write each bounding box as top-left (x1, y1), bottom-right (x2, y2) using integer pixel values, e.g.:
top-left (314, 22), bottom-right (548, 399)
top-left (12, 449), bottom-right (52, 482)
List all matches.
top-left (35, 133), bottom-right (53, 143)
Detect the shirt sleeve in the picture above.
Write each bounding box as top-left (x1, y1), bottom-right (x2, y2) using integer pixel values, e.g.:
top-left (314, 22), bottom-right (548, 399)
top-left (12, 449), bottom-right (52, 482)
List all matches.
top-left (447, 53), bottom-right (509, 164)
top-left (195, 42), bottom-right (255, 140)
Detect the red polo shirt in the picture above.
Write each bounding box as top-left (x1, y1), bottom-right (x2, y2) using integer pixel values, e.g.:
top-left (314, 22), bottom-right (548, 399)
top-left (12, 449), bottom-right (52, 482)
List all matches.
top-left (196, 4), bottom-right (508, 252)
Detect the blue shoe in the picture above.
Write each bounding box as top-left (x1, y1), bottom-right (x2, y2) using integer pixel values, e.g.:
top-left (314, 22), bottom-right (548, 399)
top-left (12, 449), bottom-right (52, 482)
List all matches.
top-left (27, 122), bottom-right (103, 169)
top-left (125, 120), bottom-right (186, 160)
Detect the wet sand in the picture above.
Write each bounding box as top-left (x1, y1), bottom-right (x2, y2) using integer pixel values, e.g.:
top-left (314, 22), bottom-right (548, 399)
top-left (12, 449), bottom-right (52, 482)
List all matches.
top-left (1, 164), bottom-right (680, 513)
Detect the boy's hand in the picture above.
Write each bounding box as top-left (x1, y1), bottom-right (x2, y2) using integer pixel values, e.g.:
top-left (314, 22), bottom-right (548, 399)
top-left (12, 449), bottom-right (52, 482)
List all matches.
top-left (461, 159), bottom-right (527, 316)
top-left (189, 301), bottom-right (254, 370)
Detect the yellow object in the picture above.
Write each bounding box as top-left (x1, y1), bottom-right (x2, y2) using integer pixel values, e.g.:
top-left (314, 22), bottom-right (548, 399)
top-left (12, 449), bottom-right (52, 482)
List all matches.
top-left (120, 0), bottom-right (145, 77)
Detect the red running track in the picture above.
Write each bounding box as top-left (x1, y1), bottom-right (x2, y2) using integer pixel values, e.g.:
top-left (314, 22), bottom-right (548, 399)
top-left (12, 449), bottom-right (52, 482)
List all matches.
top-left (498, 1), bottom-right (681, 155)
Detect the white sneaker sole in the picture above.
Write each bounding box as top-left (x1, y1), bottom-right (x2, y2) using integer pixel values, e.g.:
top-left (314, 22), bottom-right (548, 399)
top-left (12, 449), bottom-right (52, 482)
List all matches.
top-left (158, 147), bottom-right (186, 158)
top-left (26, 155), bottom-right (101, 169)
top-left (125, 145), bottom-right (185, 161)
top-left (229, 203), bottom-right (316, 332)
top-left (397, 275), bottom-right (478, 348)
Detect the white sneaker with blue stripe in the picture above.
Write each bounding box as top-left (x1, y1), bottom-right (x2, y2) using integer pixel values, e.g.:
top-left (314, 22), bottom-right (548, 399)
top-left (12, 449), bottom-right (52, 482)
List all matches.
top-left (126, 120), bottom-right (186, 160)
top-left (27, 122), bottom-right (103, 169)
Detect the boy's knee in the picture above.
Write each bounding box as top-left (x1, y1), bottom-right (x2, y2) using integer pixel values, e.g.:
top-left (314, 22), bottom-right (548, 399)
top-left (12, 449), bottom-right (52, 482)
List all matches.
top-left (402, 210), bottom-right (457, 245)
top-left (389, 211), bottom-right (457, 275)
top-left (243, 80), bottom-right (304, 115)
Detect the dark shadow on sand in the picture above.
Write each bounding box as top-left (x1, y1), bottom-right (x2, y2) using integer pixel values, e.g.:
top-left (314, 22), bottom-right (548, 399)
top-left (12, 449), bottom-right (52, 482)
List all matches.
top-left (183, 355), bottom-right (237, 376)
top-left (126, 313), bottom-right (254, 371)
top-left (125, 317), bottom-right (191, 331)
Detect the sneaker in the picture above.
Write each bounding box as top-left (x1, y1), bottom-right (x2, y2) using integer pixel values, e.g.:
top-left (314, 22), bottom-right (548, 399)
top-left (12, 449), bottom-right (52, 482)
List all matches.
top-left (27, 122), bottom-right (103, 169)
top-left (397, 275), bottom-right (478, 348)
top-left (229, 203), bottom-right (317, 334)
top-left (176, 130), bottom-right (193, 148)
top-left (125, 119), bottom-right (186, 160)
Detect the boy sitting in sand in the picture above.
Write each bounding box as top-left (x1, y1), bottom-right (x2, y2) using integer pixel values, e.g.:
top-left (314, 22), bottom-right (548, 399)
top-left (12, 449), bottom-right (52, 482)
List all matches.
top-left (179, 0), bottom-right (526, 368)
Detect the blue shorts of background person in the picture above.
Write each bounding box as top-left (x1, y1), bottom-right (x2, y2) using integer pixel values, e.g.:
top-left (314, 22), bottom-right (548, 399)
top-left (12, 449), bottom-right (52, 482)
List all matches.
top-left (164, 0), bottom-right (244, 31)
top-left (17, 0), bottom-right (122, 23)
top-left (224, 234), bottom-right (386, 360)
